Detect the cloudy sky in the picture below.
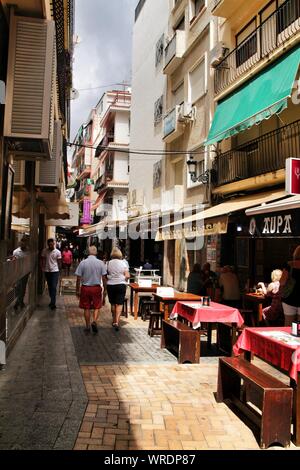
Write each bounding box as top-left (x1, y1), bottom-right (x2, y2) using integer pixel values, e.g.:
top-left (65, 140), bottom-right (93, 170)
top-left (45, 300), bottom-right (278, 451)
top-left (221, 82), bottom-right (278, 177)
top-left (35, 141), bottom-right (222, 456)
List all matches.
top-left (71, 0), bottom-right (138, 140)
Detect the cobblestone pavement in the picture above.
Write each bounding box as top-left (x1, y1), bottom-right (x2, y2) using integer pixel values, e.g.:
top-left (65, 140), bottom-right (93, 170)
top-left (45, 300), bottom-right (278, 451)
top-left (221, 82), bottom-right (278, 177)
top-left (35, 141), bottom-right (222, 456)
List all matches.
top-left (0, 293), bottom-right (296, 450)
top-left (65, 296), bottom-right (296, 451)
top-left (0, 296), bottom-right (88, 450)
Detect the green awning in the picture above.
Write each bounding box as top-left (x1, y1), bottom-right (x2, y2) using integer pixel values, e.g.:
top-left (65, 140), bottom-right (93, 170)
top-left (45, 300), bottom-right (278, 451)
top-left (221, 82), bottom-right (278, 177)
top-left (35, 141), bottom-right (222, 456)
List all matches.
top-left (206, 45), bottom-right (300, 146)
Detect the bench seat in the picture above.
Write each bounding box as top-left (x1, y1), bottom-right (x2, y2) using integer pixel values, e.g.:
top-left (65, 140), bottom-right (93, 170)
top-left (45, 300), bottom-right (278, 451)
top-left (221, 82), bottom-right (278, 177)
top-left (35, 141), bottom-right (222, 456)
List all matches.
top-left (161, 319), bottom-right (200, 364)
top-left (217, 357), bottom-right (293, 448)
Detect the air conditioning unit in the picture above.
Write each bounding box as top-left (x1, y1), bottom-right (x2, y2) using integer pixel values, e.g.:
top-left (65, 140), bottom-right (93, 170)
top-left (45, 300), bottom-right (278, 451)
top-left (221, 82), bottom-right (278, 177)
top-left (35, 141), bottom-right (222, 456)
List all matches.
top-left (210, 42), bottom-right (229, 68)
top-left (35, 121), bottom-right (62, 187)
top-left (13, 160), bottom-right (25, 186)
top-left (4, 14), bottom-right (56, 160)
top-left (178, 102), bottom-right (196, 121)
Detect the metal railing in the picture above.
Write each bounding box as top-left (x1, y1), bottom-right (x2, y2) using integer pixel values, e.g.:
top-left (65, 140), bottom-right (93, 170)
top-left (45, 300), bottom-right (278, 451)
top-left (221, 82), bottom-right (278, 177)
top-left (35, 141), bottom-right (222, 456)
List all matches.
top-left (165, 34), bottom-right (177, 67)
top-left (215, 0), bottom-right (300, 94)
top-left (213, 119), bottom-right (300, 186)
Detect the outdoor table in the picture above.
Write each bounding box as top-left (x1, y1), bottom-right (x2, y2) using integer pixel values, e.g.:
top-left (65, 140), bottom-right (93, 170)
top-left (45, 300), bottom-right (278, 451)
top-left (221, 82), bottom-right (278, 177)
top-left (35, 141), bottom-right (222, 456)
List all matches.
top-left (152, 293), bottom-right (202, 321)
top-left (233, 327), bottom-right (300, 446)
top-left (171, 301), bottom-right (244, 349)
top-left (243, 293), bottom-right (268, 325)
top-left (129, 283), bottom-right (160, 320)
top-left (171, 301), bottom-right (244, 329)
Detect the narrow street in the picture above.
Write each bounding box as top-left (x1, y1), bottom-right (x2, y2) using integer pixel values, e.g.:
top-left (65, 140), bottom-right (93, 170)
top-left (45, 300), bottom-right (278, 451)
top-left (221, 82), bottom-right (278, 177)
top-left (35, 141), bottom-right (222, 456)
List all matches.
top-left (1, 289), bottom-right (295, 451)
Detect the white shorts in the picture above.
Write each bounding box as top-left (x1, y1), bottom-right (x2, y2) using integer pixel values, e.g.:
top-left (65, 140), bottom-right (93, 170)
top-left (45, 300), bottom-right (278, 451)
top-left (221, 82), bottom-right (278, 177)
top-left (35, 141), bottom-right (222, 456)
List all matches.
top-left (282, 303), bottom-right (300, 317)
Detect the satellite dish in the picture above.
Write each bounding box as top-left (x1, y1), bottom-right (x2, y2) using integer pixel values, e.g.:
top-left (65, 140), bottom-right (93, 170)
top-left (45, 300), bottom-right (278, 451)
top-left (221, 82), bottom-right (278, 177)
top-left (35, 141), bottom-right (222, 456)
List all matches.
top-left (70, 88), bottom-right (79, 100)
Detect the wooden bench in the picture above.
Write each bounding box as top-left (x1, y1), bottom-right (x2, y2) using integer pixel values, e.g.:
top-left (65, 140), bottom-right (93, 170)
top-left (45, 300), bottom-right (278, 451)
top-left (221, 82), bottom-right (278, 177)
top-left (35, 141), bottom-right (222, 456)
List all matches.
top-left (217, 357), bottom-right (293, 448)
top-left (161, 320), bottom-right (200, 364)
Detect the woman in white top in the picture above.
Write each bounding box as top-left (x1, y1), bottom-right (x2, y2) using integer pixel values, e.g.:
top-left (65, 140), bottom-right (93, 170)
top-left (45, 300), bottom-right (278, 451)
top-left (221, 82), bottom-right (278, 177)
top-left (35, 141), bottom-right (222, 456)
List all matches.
top-left (107, 248), bottom-right (130, 331)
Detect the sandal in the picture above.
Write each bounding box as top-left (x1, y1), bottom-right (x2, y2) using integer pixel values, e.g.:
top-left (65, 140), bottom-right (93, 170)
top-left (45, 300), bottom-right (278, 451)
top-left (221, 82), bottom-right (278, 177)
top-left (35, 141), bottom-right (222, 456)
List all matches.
top-left (112, 323), bottom-right (119, 331)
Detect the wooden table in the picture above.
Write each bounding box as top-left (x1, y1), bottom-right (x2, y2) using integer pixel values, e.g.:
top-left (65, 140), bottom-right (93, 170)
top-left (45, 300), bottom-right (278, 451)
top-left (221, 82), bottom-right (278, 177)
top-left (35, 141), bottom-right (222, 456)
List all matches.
top-left (152, 293), bottom-right (202, 321)
top-left (243, 293), bottom-right (268, 325)
top-left (129, 283), bottom-right (160, 320)
top-left (234, 327), bottom-right (300, 446)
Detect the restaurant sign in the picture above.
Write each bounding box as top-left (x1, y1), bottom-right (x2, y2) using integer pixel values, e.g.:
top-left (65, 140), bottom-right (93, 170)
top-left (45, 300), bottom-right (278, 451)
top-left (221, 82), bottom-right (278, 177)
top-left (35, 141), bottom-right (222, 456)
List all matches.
top-left (249, 209), bottom-right (300, 237)
top-left (286, 158), bottom-right (300, 195)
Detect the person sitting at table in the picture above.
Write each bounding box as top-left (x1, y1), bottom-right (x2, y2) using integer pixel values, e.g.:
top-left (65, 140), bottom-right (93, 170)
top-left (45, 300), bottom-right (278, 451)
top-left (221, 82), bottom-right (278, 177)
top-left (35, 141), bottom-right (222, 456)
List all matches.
top-left (219, 265), bottom-right (241, 308)
top-left (187, 263), bottom-right (206, 296)
top-left (202, 262), bottom-right (218, 289)
top-left (143, 259), bottom-right (153, 270)
top-left (257, 269), bottom-right (284, 326)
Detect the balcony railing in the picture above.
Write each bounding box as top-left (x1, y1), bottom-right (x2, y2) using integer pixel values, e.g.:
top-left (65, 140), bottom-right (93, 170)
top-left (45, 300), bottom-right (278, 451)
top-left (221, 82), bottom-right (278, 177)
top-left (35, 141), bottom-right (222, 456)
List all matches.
top-left (213, 119), bottom-right (300, 186)
top-left (214, 0), bottom-right (300, 94)
top-left (94, 169), bottom-right (114, 192)
top-left (164, 30), bottom-right (186, 74)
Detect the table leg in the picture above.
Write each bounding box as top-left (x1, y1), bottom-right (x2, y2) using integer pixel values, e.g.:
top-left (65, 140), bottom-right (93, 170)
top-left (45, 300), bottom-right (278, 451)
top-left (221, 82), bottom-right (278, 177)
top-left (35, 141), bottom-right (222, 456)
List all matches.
top-left (164, 303), bottom-right (168, 321)
top-left (130, 289), bottom-right (133, 315)
top-left (134, 292), bottom-right (139, 321)
top-left (291, 373), bottom-right (300, 446)
top-left (244, 350), bottom-right (252, 362)
top-left (257, 303), bottom-right (263, 325)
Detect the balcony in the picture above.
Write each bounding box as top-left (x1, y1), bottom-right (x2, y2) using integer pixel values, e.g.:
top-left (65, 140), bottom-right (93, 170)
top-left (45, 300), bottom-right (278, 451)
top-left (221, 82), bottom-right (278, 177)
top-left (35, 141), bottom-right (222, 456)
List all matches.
top-left (212, 0), bottom-right (238, 18)
top-left (163, 105), bottom-right (185, 143)
top-left (213, 119), bottom-right (300, 187)
top-left (163, 30), bottom-right (186, 75)
top-left (94, 169), bottom-right (114, 192)
top-left (214, 0), bottom-right (300, 95)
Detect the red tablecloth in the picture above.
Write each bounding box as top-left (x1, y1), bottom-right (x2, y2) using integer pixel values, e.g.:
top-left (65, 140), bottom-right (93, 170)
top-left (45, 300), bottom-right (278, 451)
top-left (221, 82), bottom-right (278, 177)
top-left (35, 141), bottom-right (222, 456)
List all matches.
top-left (171, 301), bottom-right (244, 328)
top-left (233, 327), bottom-right (300, 382)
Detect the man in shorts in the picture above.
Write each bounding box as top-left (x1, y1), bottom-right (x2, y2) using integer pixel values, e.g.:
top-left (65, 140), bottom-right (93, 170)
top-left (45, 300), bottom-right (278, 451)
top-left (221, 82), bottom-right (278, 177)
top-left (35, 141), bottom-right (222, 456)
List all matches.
top-left (75, 245), bottom-right (107, 333)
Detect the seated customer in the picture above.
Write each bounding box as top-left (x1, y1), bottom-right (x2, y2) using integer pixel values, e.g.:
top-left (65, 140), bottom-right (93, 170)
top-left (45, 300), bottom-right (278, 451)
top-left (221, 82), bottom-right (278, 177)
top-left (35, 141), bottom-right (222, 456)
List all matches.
top-left (219, 266), bottom-right (241, 308)
top-left (187, 263), bottom-right (205, 295)
top-left (257, 269), bottom-right (284, 326)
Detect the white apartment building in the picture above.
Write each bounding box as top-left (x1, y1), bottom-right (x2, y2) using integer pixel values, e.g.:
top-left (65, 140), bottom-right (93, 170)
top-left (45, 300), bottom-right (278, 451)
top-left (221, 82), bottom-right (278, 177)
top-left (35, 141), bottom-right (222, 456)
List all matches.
top-left (80, 90), bottom-right (131, 255)
top-left (129, 0), bottom-right (169, 267)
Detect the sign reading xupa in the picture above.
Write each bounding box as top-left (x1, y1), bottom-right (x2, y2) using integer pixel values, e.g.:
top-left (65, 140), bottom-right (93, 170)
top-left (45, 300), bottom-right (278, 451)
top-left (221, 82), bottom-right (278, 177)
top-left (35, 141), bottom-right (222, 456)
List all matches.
top-left (286, 158), bottom-right (300, 195)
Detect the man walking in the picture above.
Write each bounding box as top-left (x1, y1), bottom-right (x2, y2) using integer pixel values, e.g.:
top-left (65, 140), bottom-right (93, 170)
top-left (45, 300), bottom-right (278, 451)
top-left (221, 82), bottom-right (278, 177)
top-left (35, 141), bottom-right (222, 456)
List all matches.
top-left (13, 236), bottom-right (30, 310)
top-left (41, 239), bottom-right (62, 310)
top-left (75, 246), bottom-right (107, 334)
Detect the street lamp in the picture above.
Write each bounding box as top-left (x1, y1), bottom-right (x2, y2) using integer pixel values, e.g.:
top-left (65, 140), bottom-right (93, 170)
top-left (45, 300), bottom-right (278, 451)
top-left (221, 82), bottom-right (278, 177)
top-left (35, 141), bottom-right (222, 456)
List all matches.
top-left (186, 154), bottom-right (210, 184)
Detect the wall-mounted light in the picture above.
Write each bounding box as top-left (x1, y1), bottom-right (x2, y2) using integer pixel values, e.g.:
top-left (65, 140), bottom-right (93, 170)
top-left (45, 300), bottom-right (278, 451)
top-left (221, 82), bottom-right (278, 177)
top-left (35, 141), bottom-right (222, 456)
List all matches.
top-left (186, 154), bottom-right (210, 184)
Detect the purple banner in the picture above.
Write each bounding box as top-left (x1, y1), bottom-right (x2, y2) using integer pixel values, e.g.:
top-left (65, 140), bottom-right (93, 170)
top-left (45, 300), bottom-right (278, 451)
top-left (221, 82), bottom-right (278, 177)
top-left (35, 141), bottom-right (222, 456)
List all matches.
top-left (80, 199), bottom-right (92, 225)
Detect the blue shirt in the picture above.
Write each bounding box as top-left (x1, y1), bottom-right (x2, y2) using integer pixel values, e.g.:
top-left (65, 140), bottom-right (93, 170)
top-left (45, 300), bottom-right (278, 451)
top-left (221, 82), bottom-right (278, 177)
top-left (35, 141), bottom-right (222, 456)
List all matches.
top-left (75, 256), bottom-right (107, 286)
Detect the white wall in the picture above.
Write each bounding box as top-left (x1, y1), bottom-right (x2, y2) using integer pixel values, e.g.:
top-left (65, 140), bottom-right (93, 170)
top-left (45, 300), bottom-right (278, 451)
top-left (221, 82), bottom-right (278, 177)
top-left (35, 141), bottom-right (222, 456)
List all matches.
top-left (130, 0), bottom-right (169, 214)
top-left (115, 110), bottom-right (130, 144)
top-left (114, 152), bottom-right (129, 182)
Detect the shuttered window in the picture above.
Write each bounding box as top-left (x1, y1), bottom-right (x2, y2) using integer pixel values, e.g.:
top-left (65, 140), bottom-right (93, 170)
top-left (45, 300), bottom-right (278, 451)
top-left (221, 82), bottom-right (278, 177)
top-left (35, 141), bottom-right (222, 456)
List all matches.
top-left (189, 59), bottom-right (206, 104)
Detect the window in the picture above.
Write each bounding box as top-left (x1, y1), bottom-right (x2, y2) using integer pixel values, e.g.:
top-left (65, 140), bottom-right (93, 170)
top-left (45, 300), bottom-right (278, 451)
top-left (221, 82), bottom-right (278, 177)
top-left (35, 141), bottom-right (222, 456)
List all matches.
top-left (235, 18), bottom-right (257, 67)
top-left (175, 16), bottom-right (185, 31)
top-left (154, 95), bottom-right (163, 124)
top-left (189, 58), bottom-right (206, 104)
top-left (173, 82), bottom-right (184, 107)
top-left (155, 34), bottom-right (164, 67)
top-left (190, 0), bottom-right (205, 21)
top-left (277, 0), bottom-right (300, 34)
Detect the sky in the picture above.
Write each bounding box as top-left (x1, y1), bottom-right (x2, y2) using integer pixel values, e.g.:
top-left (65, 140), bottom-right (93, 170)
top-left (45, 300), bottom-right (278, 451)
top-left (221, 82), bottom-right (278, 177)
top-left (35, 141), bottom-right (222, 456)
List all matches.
top-left (70, 0), bottom-right (138, 141)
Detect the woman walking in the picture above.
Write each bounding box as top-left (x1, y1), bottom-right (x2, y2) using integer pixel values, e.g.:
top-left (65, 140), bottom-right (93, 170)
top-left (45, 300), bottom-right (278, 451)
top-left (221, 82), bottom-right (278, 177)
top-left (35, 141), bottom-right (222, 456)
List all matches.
top-left (107, 248), bottom-right (130, 331)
